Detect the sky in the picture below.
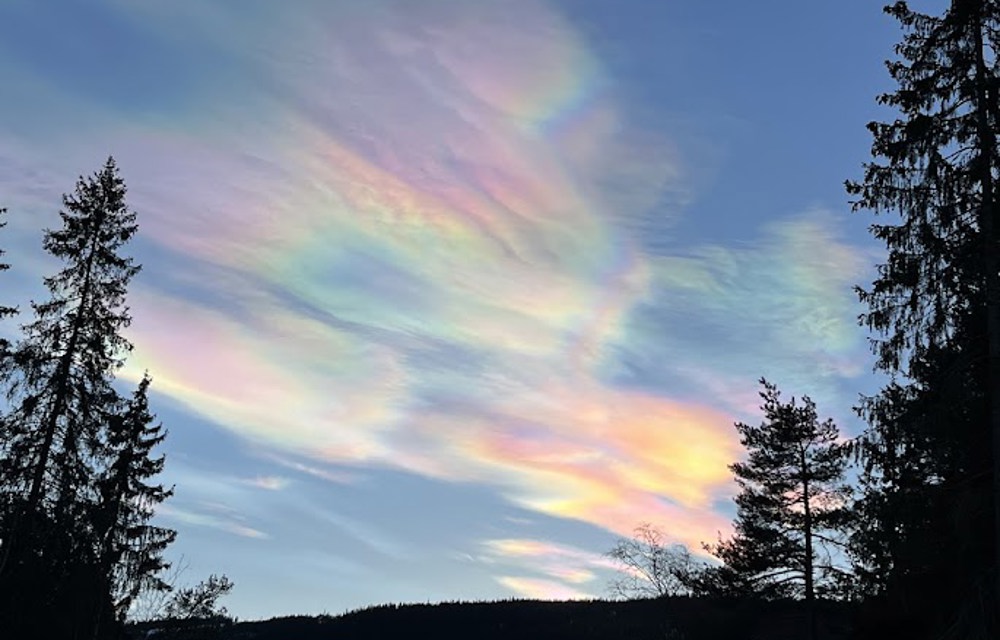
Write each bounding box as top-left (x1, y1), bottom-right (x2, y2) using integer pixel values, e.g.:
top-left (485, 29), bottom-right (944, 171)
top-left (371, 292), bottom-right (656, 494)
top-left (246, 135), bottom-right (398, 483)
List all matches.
top-left (0, 0), bottom-right (904, 620)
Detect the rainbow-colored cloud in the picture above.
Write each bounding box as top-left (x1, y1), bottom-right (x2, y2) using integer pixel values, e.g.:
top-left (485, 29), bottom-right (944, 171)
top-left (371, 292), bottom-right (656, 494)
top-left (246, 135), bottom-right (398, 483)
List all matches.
top-left (102, 0), bottom-right (870, 555)
top-left (103, 0), bottom-right (752, 550)
top-left (0, 0), bottom-right (872, 607)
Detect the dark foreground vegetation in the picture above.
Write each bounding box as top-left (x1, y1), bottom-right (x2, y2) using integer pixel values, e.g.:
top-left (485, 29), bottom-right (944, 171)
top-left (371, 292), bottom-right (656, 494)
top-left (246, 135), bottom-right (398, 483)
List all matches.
top-left (128, 598), bottom-right (857, 640)
top-left (4, 1), bottom-right (1000, 638)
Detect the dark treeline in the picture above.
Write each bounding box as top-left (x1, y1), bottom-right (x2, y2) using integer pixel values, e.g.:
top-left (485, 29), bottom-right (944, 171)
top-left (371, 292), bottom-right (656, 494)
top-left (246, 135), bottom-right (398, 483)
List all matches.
top-left (131, 598), bottom-right (857, 640)
top-left (3, 1), bottom-right (1000, 639)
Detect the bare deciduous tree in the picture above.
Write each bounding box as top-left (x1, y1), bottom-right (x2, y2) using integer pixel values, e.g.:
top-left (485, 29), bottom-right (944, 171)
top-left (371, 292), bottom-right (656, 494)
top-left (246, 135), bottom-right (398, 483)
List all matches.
top-left (606, 523), bottom-right (700, 598)
top-left (129, 556), bottom-right (190, 622)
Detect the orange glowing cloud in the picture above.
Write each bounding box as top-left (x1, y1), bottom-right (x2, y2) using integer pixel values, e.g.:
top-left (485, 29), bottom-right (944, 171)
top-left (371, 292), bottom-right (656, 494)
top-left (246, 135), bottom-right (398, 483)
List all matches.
top-left (448, 383), bottom-right (741, 549)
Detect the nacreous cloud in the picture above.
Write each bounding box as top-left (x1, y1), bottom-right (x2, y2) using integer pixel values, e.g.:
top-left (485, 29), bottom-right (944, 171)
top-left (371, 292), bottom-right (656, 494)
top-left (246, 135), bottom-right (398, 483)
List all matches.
top-left (48, 0), bottom-right (869, 552)
top-left (481, 538), bottom-right (622, 598)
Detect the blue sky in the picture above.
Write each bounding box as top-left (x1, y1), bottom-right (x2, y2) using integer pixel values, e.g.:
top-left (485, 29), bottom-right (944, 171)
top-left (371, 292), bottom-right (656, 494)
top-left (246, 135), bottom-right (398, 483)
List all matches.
top-left (1, 0), bottom-right (900, 620)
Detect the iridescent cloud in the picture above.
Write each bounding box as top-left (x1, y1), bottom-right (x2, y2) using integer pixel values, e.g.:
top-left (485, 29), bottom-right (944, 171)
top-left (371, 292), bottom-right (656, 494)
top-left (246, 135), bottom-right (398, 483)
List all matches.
top-left (482, 538), bottom-right (622, 595)
top-left (99, 0), bottom-right (740, 550)
top-left (623, 210), bottom-right (872, 425)
top-left (2, 0), bottom-right (871, 570)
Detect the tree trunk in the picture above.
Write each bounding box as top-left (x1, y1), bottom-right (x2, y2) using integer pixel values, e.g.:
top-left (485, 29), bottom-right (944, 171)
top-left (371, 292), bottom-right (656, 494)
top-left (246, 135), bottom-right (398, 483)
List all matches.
top-left (800, 445), bottom-right (816, 640)
top-left (25, 208), bottom-right (101, 515)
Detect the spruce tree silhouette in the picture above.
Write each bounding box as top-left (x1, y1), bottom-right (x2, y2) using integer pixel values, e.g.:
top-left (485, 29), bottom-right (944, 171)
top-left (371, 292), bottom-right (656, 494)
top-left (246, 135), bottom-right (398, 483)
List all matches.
top-left (94, 374), bottom-right (176, 627)
top-left (846, 1), bottom-right (1000, 636)
top-left (0, 159), bottom-right (175, 639)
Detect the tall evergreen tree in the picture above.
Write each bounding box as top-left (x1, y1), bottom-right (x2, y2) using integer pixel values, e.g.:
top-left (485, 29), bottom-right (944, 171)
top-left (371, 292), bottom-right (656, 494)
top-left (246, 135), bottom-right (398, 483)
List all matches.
top-left (94, 374), bottom-right (176, 624)
top-left (846, 1), bottom-right (1000, 635)
top-left (0, 158), bottom-right (166, 638)
top-left (698, 380), bottom-right (850, 636)
top-left (3, 157), bottom-right (139, 517)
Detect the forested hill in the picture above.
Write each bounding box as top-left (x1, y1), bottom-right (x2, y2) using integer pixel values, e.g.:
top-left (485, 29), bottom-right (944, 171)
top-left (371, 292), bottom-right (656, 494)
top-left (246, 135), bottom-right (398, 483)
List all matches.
top-left (130, 597), bottom-right (857, 640)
